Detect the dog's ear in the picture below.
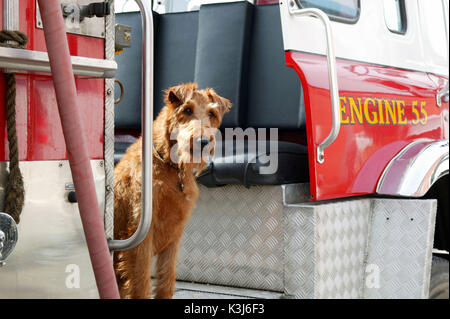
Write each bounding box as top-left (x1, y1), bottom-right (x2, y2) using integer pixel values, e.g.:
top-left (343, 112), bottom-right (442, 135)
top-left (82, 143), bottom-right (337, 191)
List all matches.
top-left (206, 88), bottom-right (232, 116)
top-left (165, 83), bottom-right (198, 109)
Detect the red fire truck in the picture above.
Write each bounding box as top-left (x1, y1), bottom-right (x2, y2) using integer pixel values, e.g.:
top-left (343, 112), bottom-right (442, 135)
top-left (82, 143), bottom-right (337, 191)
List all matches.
top-left (0, 0), bottom-right (448, 299)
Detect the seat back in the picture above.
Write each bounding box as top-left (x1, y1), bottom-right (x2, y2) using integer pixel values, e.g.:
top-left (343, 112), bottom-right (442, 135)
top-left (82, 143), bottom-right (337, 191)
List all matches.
top-left (154, 11), bottom-right (199, 114)
top-left (114, 3), bottom-right (305, 133)
top-left (194, 1), bottom-right (253, 127)
top-left (247, 4), bottom-right (305, 129)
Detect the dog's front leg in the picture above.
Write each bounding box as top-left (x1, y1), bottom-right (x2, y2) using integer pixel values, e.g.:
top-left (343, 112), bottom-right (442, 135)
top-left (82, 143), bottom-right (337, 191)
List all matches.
top-left (114, 233), bottom-right (153, 299)
top-left (153, 237), bottom-right (182, 299)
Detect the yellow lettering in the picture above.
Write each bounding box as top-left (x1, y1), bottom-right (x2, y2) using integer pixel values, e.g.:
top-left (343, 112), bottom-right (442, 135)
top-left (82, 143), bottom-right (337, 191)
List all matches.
top-left (384, 99), bottom-right (397, 124)
top-left (420, 101), bottom-right (427, 125)
top-left (349, 97), bottom-right (364, 124)
top-left (364, 98), bottom-right (378, 125)
top-left (397, 100), bottom-right (407, 125)
top-left (340, 96), bottom-right (349, 124)
top-left (411, 101), bottom-right (420, 125)
top-left (377, 99), bottom-right (385, 125)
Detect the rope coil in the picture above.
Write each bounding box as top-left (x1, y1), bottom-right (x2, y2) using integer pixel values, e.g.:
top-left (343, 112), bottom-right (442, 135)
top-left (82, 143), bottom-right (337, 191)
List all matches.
top-left (0, 30), bottom-right (27, 49)
top-left (0, 30), bottom-right (28, 224)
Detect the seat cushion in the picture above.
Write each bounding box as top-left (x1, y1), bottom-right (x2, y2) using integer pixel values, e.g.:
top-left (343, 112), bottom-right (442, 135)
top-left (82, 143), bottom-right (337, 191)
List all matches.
top-left (197, 140), bottom-right (309, 187)
top-left (114, 138), bottom-right (309, 186)
top-left (114, 135), bottom-right (138, 165)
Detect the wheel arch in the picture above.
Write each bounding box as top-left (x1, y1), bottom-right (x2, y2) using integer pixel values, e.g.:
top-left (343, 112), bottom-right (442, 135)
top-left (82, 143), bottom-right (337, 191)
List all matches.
top-left (376, 140), bottom-right (449, 197)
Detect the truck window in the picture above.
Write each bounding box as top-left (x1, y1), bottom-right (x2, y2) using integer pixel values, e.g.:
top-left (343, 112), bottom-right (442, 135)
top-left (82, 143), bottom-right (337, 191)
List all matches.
top-left (295, 0), bottom-right (360, 23)
top-left (383, 0), bottom-right (407, 34)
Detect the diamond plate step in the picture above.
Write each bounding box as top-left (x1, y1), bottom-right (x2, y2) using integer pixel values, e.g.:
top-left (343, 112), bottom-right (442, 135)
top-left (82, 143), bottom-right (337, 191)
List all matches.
top-left (176, 184), bottom-right (437, 299)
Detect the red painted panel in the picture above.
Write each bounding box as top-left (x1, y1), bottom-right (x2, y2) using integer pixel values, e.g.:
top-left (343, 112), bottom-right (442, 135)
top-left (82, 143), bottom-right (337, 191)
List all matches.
top-left (0, 0), bottom-right (105, 161)
top-left (286, 51), bottom-right (448, 201)
top-left (0, 75), bottom-right (104, 161)
top-left (28, 76), bottom-right (104, 161)
top-left (17, 0), bottom-right (104, 59)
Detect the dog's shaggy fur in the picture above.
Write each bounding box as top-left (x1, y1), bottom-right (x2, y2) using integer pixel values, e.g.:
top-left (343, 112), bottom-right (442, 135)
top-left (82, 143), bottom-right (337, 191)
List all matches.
top-left (113, 83), bottom-right (231, 298)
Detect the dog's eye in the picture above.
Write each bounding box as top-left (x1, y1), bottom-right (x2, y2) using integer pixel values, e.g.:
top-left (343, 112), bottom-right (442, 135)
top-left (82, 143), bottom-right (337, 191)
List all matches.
top-left (209, 111), bottom-right (216, 119)
top-left (184, 107), bottom-right (193, 115)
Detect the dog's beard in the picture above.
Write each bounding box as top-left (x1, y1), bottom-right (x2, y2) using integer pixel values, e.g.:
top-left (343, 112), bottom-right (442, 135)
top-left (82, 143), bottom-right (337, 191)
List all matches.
top-left (169, 127), bottom-right (215, 171)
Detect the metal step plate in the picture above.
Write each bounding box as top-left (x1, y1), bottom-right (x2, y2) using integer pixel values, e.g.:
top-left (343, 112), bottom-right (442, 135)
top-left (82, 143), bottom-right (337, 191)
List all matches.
top-left (177, 184), bottom-right (437, 299)
top-left (173, 281), bottom-right (284, 299)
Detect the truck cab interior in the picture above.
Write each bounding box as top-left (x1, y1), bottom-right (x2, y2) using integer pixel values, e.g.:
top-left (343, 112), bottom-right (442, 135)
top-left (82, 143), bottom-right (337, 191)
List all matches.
top-left (114, 1), bottom-right (310, 187)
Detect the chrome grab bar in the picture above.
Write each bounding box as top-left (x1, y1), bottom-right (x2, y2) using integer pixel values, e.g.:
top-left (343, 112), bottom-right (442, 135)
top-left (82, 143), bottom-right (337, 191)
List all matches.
top-left (0, 47), bottom-right (117, 78)
top-left (3, 0), bottom-right (19, 36)
top-left (108, 0), bottom-right (153, 251)
top-left (437, 81), bottom-right (449, 107)
top-left (288, 4), bottom-right (341, 164)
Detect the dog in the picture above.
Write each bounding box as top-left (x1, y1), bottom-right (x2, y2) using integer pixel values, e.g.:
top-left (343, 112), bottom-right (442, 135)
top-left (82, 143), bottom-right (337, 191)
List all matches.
top-left (113, 83), bottom-right (231, 298)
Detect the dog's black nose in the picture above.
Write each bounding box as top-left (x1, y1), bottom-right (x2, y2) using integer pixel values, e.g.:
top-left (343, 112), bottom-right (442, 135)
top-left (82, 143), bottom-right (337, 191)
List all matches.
top-left (197, 137), bottom-right (210, 151)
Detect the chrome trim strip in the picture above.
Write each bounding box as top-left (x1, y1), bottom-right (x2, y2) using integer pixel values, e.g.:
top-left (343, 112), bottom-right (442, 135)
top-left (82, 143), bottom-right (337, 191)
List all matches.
top-left (108, 0), bottom-right (153, 251)
top-left (2, 0), bottom-right (19, 32)
top-left (376, 140), bottom-right (449, 197)
top-left (437, 81), bottom-right (449, 107)
top-left (288, 5), bottom-right (340, 164)
top-left (376, 139), bottom-right (429, 193)
top-left (0, 46), bottom-right (117, 78)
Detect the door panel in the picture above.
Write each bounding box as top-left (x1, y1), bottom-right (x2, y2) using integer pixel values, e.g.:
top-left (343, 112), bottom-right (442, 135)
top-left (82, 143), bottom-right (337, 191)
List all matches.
top-left (286, 51), bottom-right (445, 200)
top-left (280, 0), bottom-right (448, 200)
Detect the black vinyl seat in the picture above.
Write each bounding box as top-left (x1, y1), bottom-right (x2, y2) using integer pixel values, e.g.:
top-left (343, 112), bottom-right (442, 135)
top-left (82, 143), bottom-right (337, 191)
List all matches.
top-left (114, 135), bottom-right (138, 165)
top-left (115, 141), bottom-right (131, 164)
top-left (197, 140), bottom-right (309, 187)
top-left (114, 3), bottom-right (309, 186)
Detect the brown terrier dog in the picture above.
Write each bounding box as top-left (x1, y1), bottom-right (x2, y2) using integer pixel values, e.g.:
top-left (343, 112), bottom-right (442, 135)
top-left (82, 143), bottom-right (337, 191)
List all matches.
top-left (113, 83), bottom-right (231, 298)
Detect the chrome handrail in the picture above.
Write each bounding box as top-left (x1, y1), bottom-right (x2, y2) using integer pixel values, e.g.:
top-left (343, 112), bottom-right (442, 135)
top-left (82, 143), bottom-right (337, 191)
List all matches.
top-left (437, 81), bottom-right (449, 107)
top-left (288, 5), bottom-right (341, 164)
top-left (108, 0), bottom-right (153, 251)
top-left (0, 47), bottom-right (117, 78)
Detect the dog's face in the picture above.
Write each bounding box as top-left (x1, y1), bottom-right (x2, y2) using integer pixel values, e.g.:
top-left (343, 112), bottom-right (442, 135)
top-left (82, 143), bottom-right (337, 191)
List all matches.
top-left (163, 83), bottom-right (232, 171)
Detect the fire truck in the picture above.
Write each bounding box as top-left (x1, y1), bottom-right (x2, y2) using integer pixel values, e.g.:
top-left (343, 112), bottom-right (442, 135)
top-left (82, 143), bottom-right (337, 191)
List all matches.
top-left (0, 0), bottom-right (448, 299)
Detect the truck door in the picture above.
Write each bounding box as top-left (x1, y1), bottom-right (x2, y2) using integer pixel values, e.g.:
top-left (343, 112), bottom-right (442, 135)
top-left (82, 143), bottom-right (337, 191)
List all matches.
top-left (279, 0), bottom-right (449, 200)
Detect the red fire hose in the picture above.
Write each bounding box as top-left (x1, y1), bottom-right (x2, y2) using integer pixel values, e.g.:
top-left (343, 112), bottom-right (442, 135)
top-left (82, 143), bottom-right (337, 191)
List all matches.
top-left (37, 0), bottom-right (119, 299)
